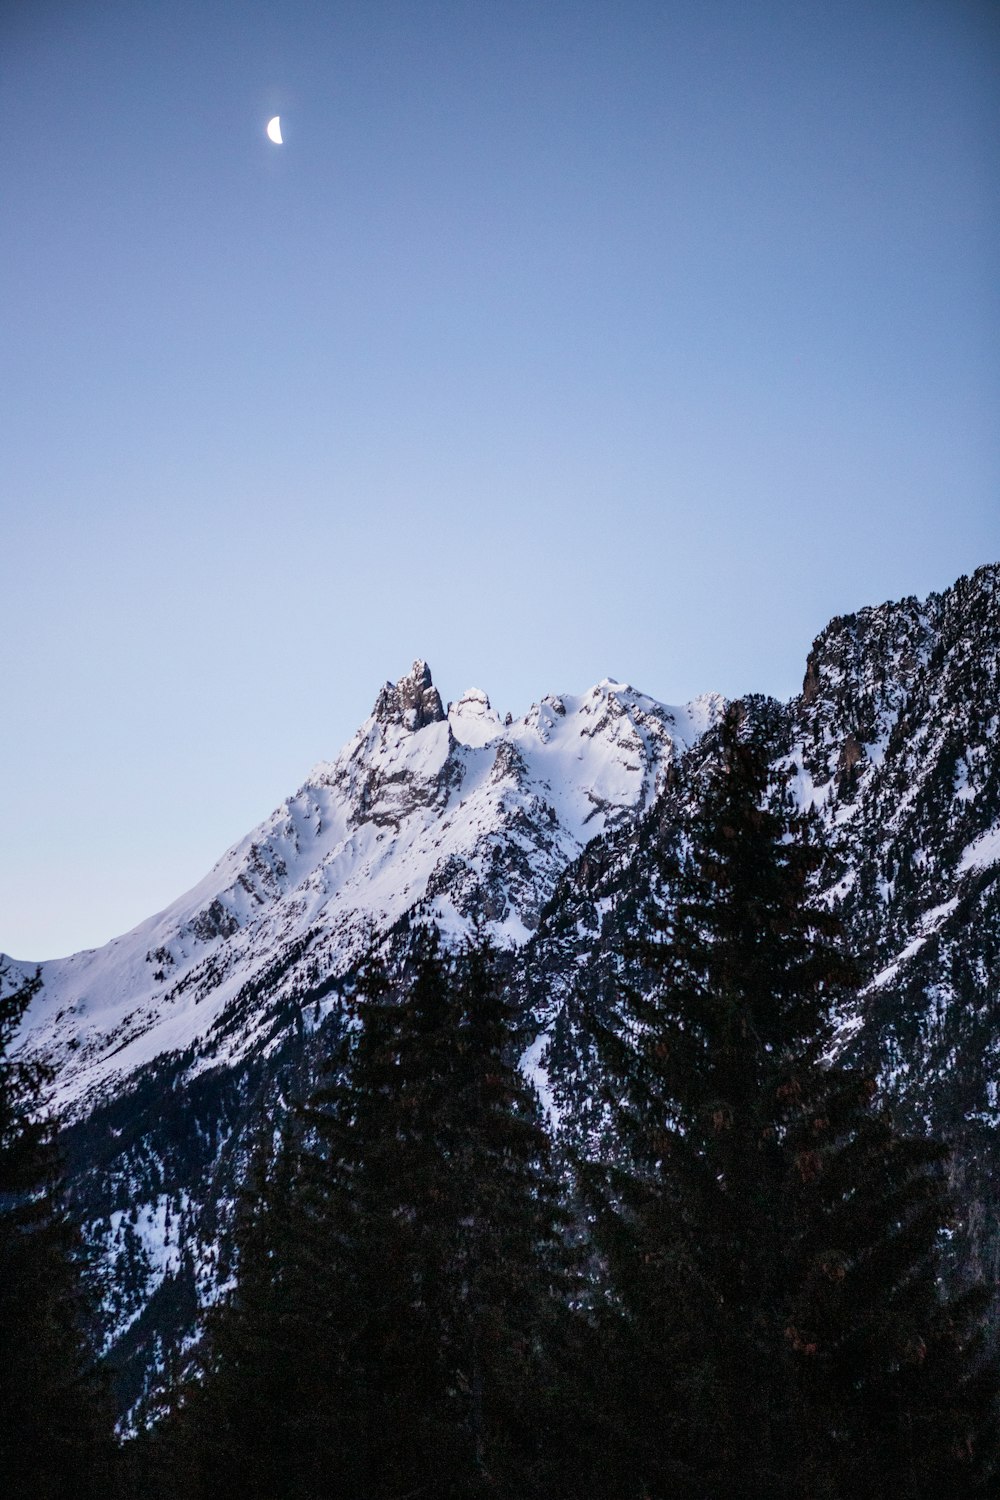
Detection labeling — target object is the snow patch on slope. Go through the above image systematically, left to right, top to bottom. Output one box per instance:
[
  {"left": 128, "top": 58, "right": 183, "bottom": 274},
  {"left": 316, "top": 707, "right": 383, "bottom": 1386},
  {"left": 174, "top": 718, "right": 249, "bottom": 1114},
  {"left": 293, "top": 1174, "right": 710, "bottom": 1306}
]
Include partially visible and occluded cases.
[{"left": 959, "top": 824, "right": 1000, "bottom": 875}]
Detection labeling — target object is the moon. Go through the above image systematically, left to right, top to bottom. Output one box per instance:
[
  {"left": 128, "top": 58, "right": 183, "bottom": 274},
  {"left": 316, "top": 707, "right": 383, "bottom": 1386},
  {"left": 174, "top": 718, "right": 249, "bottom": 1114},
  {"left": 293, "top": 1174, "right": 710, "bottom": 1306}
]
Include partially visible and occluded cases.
[{"left": 266, "top": 116, "right": 283, "bottom": 145}]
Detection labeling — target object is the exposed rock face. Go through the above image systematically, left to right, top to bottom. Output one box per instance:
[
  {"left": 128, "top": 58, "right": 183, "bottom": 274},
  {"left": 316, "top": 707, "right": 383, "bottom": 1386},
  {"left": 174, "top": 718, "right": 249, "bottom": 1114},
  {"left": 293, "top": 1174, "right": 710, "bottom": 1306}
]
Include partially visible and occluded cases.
[
  {"left": 4, "top": 562, "right": 998, "bottom": 1423},
  {"left": 790, "top": 563, "right": 1000, "bottom": 1286},
  {"left": 802, "top": 654, "right": 821, "bottom": 705},
  {"left": 373, "top": 659, "right": 447, "bottom": 732}
]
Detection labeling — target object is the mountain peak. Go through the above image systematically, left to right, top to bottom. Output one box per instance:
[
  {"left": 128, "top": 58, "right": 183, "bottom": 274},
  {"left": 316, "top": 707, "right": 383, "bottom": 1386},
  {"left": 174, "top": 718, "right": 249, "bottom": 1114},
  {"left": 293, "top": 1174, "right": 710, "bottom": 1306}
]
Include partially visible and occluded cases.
[{"left": 373, "top": 659, "right": 447, "bottom": 732}]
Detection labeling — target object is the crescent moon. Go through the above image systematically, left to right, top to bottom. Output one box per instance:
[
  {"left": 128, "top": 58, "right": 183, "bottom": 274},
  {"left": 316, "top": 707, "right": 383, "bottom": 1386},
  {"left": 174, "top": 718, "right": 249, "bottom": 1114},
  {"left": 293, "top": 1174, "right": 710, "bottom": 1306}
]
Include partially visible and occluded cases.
[{"left": 266, "top": 116, "right": 283, "bottom": 145}]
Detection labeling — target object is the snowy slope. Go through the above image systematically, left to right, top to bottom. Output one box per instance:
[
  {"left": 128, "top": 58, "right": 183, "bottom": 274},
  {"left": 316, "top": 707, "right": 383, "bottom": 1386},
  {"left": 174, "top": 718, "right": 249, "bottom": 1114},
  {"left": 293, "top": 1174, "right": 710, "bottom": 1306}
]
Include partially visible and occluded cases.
[{"left": 10, "top": 660, "right": 722, "bottom": 1112}]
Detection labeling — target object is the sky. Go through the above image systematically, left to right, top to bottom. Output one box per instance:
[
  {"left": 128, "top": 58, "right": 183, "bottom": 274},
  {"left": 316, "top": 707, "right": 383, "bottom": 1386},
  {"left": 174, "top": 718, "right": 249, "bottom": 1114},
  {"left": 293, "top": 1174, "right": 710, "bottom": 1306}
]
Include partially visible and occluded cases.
[{"left": 2, "top": 0, "right": 998, "bottom": 960}]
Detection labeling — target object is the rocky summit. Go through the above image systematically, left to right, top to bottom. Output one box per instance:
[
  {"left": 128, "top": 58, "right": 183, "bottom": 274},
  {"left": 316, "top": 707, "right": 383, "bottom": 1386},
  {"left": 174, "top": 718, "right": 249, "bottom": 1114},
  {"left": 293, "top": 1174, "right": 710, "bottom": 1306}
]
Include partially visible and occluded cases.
[{"left": 4, "top": 562, "right": 999, "bottom": 1422}]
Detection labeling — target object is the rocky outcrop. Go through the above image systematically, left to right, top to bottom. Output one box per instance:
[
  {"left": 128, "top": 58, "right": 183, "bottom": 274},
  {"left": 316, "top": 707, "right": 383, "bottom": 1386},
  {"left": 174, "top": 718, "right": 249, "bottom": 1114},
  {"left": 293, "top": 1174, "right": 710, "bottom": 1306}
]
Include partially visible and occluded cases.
[{"left": 373, "top": 659, "right": 447, "bottom": 731}]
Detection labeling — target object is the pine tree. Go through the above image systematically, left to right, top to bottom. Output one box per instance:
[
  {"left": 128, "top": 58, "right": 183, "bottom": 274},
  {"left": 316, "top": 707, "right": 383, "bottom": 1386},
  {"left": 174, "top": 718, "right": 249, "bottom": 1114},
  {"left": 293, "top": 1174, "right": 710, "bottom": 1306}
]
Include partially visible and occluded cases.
[
  {"left": 584, "top": 705, "right": 997, "bottom": 1499},
  {"left": 171, "top": 926, "right": 576, "bottom": 1499},
  {"left": 296, "top": 926, "right": 575, "bottom": 1498},
  {"left": 298, "top": 928, "right": 462, "bottom": 1497},
  {"left": 421, "top": 932, "right": 578, "bottom": 1497},
  {"left": 0, "top": 968, "right": 116, "bottom": 1499},
  {"left": 784, "top": 1078, "right": 998, "bottom": 1498},
  {"left": 154, "top": 1126, "right": 321, "bottom": 1500}
]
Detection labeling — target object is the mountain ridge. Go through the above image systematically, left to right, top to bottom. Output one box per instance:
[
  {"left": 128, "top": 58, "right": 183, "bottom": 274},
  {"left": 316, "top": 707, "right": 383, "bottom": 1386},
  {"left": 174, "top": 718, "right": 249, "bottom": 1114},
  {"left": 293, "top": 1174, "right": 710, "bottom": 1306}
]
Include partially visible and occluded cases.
[
  {"left": 4, "top": 561, "right": 998, "bottom": 1422},
  {"left": 8, "top": 664, "right": 722, "bottom": 1116}
]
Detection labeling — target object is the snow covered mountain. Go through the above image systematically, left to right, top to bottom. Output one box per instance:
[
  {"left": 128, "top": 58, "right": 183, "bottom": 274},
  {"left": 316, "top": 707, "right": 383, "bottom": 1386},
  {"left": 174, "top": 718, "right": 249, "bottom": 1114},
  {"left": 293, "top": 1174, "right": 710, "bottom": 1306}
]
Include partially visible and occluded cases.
[
  {"left": 4, "top": 562, "right": 998, "bottom": 1422},
  {"left": 10, "top": 662, "right": 721, "bottom": 1115}
]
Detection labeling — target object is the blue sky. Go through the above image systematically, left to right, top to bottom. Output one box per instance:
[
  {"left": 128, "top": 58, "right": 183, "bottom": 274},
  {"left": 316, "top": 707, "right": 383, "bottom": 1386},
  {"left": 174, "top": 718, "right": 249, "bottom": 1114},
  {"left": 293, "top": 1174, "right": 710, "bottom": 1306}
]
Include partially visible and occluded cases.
[{"left": 2, "top": 0, "right": 998, "bottom": 958}]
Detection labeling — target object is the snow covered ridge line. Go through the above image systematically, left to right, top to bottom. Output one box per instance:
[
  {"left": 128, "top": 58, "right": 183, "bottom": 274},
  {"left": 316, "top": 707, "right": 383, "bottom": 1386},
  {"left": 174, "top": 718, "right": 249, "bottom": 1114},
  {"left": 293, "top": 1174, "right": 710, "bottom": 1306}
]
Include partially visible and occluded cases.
[{"left": 10, "top": 660, "right": 724, "bottom": 1111}]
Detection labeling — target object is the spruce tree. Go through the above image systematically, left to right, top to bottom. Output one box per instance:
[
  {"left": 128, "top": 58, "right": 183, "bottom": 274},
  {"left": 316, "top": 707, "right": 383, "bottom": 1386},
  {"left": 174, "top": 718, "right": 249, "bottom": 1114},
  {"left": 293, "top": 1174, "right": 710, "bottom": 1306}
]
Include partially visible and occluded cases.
[
  {"left": 584, "top": 705, "right": 996, "bottom": 1499},
  {"left": 172, "top": 925, "right": 575, "bottom": 1499},
  {"left": 296, "top": 926, "right": 574, "bottom": 1498},
  {"left": 298, "top": 928, "right": 462, "bottom": 1497},
  {"left": 421, "top": 932, "right": 578, "bottom": 1497},
  {"left": 0, "top": 968, "right": 116, "bottom": 1499},
  {"left": 155, "top": 1127, "right": 320, "bottom": 1500}
]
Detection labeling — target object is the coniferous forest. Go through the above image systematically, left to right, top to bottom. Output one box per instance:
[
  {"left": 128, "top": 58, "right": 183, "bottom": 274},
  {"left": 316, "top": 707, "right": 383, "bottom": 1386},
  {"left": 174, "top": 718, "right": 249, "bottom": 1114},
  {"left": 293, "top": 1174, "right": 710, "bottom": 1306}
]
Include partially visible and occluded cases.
[{"left": 4, "top": 710, "right": 997, "bottom": 1498}]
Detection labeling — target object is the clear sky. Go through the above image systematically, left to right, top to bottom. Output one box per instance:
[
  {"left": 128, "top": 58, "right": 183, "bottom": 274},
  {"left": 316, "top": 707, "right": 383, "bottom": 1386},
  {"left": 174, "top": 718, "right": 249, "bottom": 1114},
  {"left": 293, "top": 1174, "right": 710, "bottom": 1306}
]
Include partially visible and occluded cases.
[{"left": 2, "top": 0, "right": 998, "bottom": 960}]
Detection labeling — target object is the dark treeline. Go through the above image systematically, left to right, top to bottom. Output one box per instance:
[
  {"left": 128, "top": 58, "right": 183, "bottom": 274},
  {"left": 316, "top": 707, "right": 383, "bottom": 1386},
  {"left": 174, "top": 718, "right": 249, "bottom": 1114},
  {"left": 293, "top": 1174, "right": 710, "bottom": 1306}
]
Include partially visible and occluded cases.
[
  {"left": 5, "top": 708, "right": 998, "bottom": 1497},
  {"left": 0, "top": 971, "right": 117, "bottom": 1499}
]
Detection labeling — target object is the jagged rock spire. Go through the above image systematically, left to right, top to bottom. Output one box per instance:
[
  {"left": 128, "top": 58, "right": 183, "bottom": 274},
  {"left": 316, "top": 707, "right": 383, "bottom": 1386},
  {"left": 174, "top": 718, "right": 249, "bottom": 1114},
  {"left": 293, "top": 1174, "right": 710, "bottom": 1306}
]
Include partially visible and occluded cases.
[{"left": 373, "top": 659, "right": 447, "bottom": 732}]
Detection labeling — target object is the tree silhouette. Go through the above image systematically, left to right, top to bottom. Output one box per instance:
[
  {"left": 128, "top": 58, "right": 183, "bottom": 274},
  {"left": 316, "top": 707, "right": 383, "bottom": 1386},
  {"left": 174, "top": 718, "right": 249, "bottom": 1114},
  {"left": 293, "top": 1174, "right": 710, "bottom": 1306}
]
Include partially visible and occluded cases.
[
  {"left": 585, "top": 705, "right": 997, "bottom": 1498},
  {"left": 166, "top": 927, "right": 575, "bottom": 1499},
  {"left": 0, "top": 968, "right": 115, "bottom": 1499}
]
